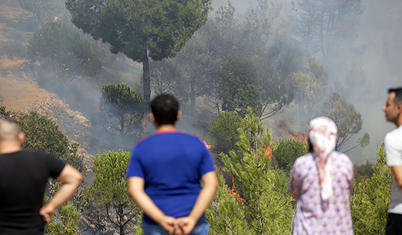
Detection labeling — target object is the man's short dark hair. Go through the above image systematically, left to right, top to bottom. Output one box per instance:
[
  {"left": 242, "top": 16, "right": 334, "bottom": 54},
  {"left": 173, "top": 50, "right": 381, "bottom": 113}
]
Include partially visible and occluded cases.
[
  {"left": 388, "top": 87, "right": 402, "bottom": 105},
  {"left": 150, "top": 94, "right": 179, "bottom": 125}
]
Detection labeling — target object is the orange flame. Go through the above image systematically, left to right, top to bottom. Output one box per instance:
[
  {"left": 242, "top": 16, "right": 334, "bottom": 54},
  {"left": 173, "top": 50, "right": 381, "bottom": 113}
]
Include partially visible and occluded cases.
[
  {"left": 279, "top": 122, "right": 308, "bottom": 142},
  {"left": 202, "top": 140, "right": 212, "bottom": 150},
  {"left": 264, "top": 144, "right": 273, "bottom": 160},
  {"left": 229, "top": 177, "right": 246, "bottom": 203}
]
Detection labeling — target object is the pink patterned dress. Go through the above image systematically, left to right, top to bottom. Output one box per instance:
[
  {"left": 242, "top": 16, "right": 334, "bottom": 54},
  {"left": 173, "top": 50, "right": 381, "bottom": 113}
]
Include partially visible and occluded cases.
[{"left": 288, "top": 152, "right": 354, "bottom": 235}]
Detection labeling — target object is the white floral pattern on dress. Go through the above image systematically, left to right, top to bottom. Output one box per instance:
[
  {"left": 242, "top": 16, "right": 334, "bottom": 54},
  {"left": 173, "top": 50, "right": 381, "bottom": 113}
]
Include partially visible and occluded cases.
[{"left": 289, "top": 152, "right": 354, "bottom": 235}]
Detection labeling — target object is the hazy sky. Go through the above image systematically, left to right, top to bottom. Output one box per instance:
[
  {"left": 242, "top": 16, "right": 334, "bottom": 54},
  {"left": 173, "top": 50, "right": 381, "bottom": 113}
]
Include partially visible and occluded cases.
[{"left": 210, "top": 0, "right": 402, "bottom": 163}]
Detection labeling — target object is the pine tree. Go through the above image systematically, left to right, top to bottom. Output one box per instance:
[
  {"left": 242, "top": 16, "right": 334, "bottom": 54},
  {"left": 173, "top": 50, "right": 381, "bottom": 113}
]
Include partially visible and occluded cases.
[
  {"left": 100, "top": 83, "right": 143, "bottom": 136},
  {"left": 207, "top": 109, "right": 294, "bottom": 234},
  {"left": 351, "top": 147, "right": 392, "bottom": 234},
  {"left": 89, "top": 150, "right": 141, "bottom": 235},
  {"left": 46, "top": 201, "right": 81, "bottom": 235}
]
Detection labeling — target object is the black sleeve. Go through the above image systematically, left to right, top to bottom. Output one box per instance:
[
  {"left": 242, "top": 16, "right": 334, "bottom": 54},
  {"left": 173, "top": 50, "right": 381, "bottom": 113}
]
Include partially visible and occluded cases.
[{"left": 44, "top": 153, "right": 66, "bottom": 179}]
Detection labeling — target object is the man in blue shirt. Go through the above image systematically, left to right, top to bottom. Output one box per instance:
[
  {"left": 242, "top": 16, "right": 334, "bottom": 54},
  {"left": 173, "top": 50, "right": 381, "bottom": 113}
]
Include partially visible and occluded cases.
[{"left": 127, "top": 94, "right": 218, "bottom": 235}]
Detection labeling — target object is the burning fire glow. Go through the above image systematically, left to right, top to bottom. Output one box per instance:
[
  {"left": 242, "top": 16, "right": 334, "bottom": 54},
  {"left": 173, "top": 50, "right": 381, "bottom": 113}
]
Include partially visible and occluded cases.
[
  {"left": 227, "top": 122, "right": 306, "bottom": 204},
  {"left": 279, "top": 122, "right": 308, "bottom": 142},
  {"left": 202, "top": 140, "right": 211, "bottom": 150},
  {"left": 263, "top": 144, "right": 273, "bottom": 160},
  {"left": 229, "top": 177, "right": 246, "bottom": 203}
]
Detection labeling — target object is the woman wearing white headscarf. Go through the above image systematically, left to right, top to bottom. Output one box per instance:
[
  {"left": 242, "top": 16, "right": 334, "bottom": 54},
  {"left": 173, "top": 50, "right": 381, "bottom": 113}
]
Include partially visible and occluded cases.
[{"left": 288, "top": 117, "right": 354, "bottom": 235}]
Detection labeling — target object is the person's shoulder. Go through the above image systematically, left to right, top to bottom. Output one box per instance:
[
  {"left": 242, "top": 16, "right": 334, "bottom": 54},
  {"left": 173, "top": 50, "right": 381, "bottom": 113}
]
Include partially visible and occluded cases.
[
  {"left": 386, "top": 127, "right": 402, "bottom": 141},
  {"left": 164, "top": 132, "right": 205, "bottom": 144},
  {"left": 180, "top": 132, "right": 204, "bottom": 142},
  {"left": 134, "top": 134, "right": 160, "bottom": 149},
  {"left": 19, "top": 150, "right": 51, "bottom": 157},
  {"left": 15, "top": 151, "right": 57, "bottom": 164},
  {"left": 333, "top": 151, "right": 353, "bottom": 166},
  {"left": 294, "top": 153, "right": 314, "bottom": 166}
]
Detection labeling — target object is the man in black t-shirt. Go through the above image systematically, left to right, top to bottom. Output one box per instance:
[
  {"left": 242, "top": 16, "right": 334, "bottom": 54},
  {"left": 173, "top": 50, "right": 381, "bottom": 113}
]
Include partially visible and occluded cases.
[{"left": 0, "top": 117, "right": 83, "bottom": 234}]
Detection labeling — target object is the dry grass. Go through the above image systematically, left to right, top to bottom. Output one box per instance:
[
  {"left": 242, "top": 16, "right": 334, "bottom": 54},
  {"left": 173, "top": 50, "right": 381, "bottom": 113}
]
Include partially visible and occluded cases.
[
  {"left": 0, "top": 4, "right": 22, "bottom": 23},
  {"left": 0, "top": 53, "right": 28, "bottom": 70}
]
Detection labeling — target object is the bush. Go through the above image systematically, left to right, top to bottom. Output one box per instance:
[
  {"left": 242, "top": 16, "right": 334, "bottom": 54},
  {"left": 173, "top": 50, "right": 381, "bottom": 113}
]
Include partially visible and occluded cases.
[
  {"left": 28, "top": 21, "right": 101, "bottom": 78},
  {"left": 207, "top": 109, "right": 293, "bottom": 234},
  {"left": 19, "top": 111, "right": 86, "bottom": 173},
  {"left": 207, "top": 111, "right": 242, "bottom": 154},
  {"left": 273, "top": 139, "right": 307, "bottom": 173},
  {"left": 351, "top": 147, "right": 392, "bottom": 235},
  {"left": 88, "top": 150, "right": 140, "bottom": 234}
]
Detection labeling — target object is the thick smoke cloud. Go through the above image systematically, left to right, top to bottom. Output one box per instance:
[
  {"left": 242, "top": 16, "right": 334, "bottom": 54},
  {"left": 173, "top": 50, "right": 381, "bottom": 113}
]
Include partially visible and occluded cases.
[
  {"left": 1, "top": 0, "right": 401, "bottom": 164},
  {"left": 211, "top": 0, "right": 401, "bottom": 163}
]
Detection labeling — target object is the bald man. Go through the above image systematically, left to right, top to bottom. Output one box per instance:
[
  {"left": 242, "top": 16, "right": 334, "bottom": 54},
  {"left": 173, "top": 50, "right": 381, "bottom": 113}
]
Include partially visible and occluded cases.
[{"left": 0, "top": 117, "right": 83, "bottom": 234}]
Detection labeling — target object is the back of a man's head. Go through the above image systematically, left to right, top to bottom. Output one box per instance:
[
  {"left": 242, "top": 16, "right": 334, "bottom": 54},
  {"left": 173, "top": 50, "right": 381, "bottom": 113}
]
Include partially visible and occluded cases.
[
  {"left": 389, "top": 87, "right": 402, "bottom": 105},
  {"left": 150, "top": 94, "right": 179, "bottom": 126},
  {"left": 0, "top": 117, "right": 21, "bottom": 142}
]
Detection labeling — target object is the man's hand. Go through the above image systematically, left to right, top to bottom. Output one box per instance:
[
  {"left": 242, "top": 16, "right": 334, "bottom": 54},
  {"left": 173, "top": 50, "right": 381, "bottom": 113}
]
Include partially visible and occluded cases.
[
  {"left": 39, "top": 203, "right": 56, "bottom": 224},
  {"left": 159, "top": 216, "right": 177, "bottom": 234},
  {"left": 176, "top": 217, "right": 197, "bottom": 235}
]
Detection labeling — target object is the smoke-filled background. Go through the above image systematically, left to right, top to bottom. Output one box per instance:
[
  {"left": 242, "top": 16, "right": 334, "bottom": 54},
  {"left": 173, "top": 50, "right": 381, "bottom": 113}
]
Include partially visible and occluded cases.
[
  {"left": 0, "top": 0, "right": 401, "bottom": 233},
  {"left": 0, "top": 0, "right": 400, "bottom": 164},
  {"left": 211, "top": 0, "right": 402, "bottom": 165},
  {"left": 212, "top": 0, "right": 402, "bottom": 164}
]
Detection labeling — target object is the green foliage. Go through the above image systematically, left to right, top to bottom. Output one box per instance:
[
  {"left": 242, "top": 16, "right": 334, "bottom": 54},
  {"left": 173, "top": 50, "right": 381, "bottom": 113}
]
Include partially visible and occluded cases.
[
  {"left": 66, "top": 0, "right": 212, "bottom": 111},
  {"left": 66, "top": 0, "right": 211, "bottom": 63},
  {"left": 148, "top": 2, "right": 293, "bottom": 117},
  {"left": 203, "top": 3, "right": 295, "bottom": 118},
  {"left": 28, "top": 21, "right": 101, "bottom": 78},
  {"left": 166, "top": 32, "right": 219, "bottom": 113},
  {"left": 252, "top": 55, "right": 295, "bottom": 119},
  {"left": 218, "top": 57, "right": 262, "bottom": 116},
  {"left": 289, "top": 57, "right": 327, "bottom": 123},
  {"left": 303, "top": 57, "right": 328, "bottom": 85},
  {"left": 290, "top": 72, "right": 326, "bottom": 102},
  {"left": 100, "top": 83, "right": 143, "bottom": 136},
  {"left": 328, "top": 94, "right": 369, "bottom": 151},
  {"left": 0, "top": 105, "right": 11, "bottom": 117},
  {"left": 208, "top": 109, "right": 293, "bottom": 234},
  {"left": 19, "top": 111, "right": 86, "bottom": 173},
  {"left": 20, "top": 111, "right": 69, "bottom": 157},
  {"left": 207, "top": 111, "right": 242, "bottom": 154},
  {"left": 273, "top": 139, "right": 307, "bottom": 173},
  {"left": 68, "top": 143, "right": 87, "bottom": 177},
  {"left": 351, "top": 147, "right": 392, "bottom": 235},
  {"left": 89, "top": 150, "right": 140, "bottom": 234},
  {"left": 354, "top": 160, "right": 375, "bottom": 183},
  {"left": 206, "top": 173, "right": 248, "bottom": 234},
  {"left": 46, "top": 201, "right": 81, "bottom": 235},
  {"left": 134, "top": 216, "right": 144, "bottom": 235}
]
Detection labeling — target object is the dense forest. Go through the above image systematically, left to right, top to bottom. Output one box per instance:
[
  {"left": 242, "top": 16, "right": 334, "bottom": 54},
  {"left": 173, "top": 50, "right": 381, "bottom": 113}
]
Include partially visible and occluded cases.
[{"left": 0, "top": 0, "right": 400, "bottom": 234}]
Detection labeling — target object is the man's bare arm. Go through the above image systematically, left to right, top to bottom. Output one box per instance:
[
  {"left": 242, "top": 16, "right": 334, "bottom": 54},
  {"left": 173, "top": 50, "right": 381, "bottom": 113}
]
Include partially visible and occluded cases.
[
  {"left": 40, "top": 165, "right": 83, "bottom": 223},
  {"left": 391, "top": 166, "right": 402, "bottom": 189},
  {"left": 177, "top": 171, "right": 218, "bottom": 234},
  {"left": 128, "top": 177, "right": 176, "bottom": 234}
]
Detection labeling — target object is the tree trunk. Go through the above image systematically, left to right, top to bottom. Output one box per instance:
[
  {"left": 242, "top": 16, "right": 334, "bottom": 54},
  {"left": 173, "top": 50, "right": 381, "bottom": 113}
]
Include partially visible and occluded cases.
[
  {"left": 320, "top": 25, "right": 326, "bottom": 59},
  {"left": 140, "top": 49, "right": 151, "bottom": 138},
  {"left": 190, "top": 81, "right": 195, "bottom": 116},
  {"left": 190, "top": 95, "right": 195, "bottom": 116},
  {"left": 120, "top": 115, "right": 125, "bottom": 136},
  {"left": 118, "top": 204, "right": 125, "bottom": 235}
]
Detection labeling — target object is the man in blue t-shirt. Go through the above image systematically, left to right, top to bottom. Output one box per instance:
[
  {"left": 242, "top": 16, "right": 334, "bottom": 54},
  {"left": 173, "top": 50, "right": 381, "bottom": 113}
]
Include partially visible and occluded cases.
[{"left": 127, "top": 94, "right": 218, "bottom": 235}]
